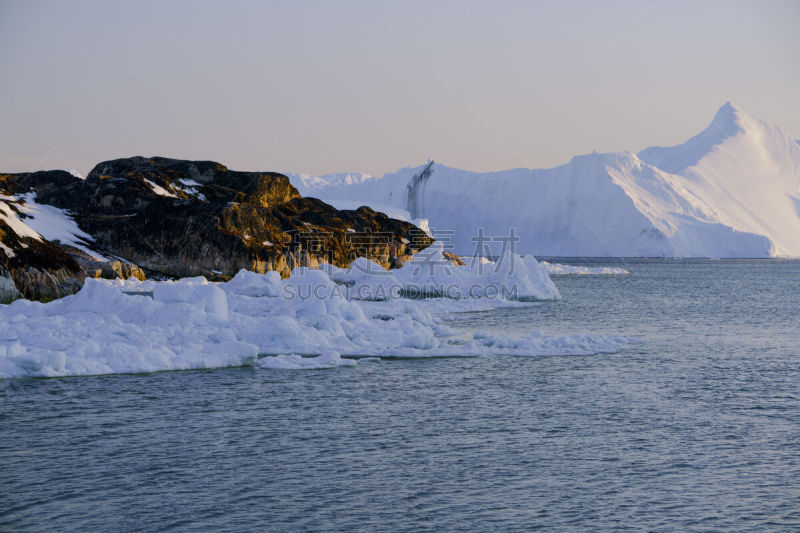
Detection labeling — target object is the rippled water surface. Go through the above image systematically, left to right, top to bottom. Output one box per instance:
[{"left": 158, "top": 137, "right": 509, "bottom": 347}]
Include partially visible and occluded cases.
[{"left": 2, "top": 259, "right": 799, "bottom": 531}]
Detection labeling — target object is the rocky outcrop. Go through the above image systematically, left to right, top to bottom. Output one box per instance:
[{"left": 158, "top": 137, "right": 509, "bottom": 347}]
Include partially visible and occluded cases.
[
  {"left": 0, "top": 156, "right": 433, "bottom": 301},
  {"left": 66, "top": 247, "right": 146, "bottom": 282}
]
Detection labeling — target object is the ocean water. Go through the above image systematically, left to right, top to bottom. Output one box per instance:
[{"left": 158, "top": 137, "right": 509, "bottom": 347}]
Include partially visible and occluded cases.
[{"left": 1, "top": 259, "right": 798, "bottom": 531}]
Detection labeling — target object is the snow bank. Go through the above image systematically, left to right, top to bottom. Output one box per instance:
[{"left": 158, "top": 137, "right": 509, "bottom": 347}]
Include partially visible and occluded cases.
[{"left": 0, "top": 259, "right": 631, "bottom": 378}]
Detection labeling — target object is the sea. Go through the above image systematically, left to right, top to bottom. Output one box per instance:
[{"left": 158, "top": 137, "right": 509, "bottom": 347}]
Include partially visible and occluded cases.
[{"left": 2, "top": 259, "right": 798, "bottom": 531}]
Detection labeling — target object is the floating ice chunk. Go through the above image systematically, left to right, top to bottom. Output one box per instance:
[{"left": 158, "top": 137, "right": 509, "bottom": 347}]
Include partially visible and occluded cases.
[
  {"left": 514, "top": 255, "right": 561, "bottom": 300},
  {"left": 541, "top": 261, "right": 630, "bottom": 275},
  {"left": 468, "top": 329, "right": 632, "bottom": 356},
  {"left": 255, "top": 351, "right": 356, "bottom": 370}
]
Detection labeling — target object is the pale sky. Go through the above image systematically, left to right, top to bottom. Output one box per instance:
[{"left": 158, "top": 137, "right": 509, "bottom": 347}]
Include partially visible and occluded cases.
[{"left": 1, "top": 0, "right": 799, "bottom": 178}]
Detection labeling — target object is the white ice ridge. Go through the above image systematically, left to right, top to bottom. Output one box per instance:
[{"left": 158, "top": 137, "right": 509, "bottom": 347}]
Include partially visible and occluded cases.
[{"left": 0, "top": 251, "right": 632, "bottom": 378}]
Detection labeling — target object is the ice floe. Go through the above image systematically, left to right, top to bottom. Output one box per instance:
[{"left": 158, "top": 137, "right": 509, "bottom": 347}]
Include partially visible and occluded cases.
[
  {"left": 0, "top": 249, "right": 633, "bottom": 378},
  {"left": 540, "top": 261, "right": 630, "bottom": 275},
  {"left": 255, "top": 351, "right": 356, "bottom": 370}
]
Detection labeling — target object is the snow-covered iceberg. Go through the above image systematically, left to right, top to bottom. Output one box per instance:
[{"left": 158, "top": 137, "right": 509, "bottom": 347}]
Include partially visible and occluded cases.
[
  {"left": 289, "top": 103, "right": 800, "bottom": 258},
  {"left": 392, "top": 242, "right": 561, "bottom": 301},
  {"left": 0, "top": 253, "right": 631, "bottom": 378}
]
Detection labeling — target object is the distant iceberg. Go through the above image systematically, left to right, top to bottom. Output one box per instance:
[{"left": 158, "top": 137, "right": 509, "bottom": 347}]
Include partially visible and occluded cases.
[{"left": 289, "top": 103, "right": 800, "bottom": 258}]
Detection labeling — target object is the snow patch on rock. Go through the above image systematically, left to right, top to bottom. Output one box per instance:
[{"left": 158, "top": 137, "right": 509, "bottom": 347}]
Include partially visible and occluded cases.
[{"left": 144, "top": 178, "right": 178, "bottom": 198}]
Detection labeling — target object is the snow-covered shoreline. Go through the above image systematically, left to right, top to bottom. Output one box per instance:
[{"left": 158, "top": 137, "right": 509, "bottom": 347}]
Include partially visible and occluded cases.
[{"left": 0, "top": 248, "right": 634, "bottom": 378}]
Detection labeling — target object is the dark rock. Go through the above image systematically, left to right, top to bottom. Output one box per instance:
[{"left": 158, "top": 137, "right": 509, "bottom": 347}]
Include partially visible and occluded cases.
[
  {"left": 0, "top": 156, "right": 434, "bottom": 300},
  {"left": 66, "top": 246, "right": 146, "bottom": 281},
  {"left": 443, "top": 251, "right": 466, "bottom": 266}
]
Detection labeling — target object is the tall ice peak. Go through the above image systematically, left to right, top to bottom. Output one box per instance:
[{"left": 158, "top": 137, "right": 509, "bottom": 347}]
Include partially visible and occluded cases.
[
  {"left": 708, "top": 101, "right": 745, "bottom": 136},
  {"left": 637, "top": 102, "right": 749, "bottom": 174}
]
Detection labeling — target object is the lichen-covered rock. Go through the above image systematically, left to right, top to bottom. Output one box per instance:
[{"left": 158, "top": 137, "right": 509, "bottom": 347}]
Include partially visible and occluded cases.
[
  {"left": 0, "top": 156, "right": 433, "bottom": 300},
  {"left": 69, "top": 249, "right": 146, "bottom": 282},
  {"left": 443, "top": 251, "right": 466, "bottom": 266}
]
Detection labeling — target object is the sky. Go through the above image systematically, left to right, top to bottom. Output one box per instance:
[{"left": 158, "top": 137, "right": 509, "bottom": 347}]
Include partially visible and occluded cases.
[{"left": 1, "top": 0, "right": 799, "bottom": 178}]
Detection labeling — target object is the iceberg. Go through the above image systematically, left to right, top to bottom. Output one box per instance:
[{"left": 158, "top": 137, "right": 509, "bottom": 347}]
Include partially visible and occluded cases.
[{"left": 289, "top": 103, "right": 800, "bottom": 258}]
